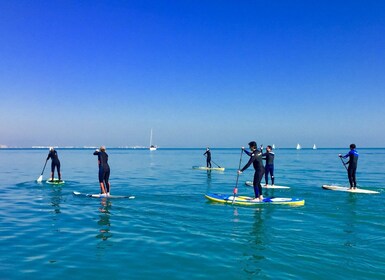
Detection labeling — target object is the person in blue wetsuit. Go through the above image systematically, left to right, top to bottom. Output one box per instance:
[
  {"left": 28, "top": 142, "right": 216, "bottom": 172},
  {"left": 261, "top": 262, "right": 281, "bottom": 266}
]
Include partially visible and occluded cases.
[
  {"left": 238, "top": 141, "right": 265, "bottom": 201},
  {"left": 339, "top": 144, "right": 359, "bottom": 189},
  {"left": 262, "top": 145, "right": 275, "bottom": 186},
  {"left": 93, "top": 146, "right": 110, "bottom": 196},
  {"left": 47, "top": 147, "right": 61, "bottom": 182},
  {"left": 203, "top": 147, "right": 212, "bottom": 168}
]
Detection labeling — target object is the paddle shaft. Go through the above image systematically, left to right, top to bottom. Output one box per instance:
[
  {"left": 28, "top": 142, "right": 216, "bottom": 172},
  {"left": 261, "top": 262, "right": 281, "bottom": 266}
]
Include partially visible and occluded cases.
[
  {"left": 232, "top": 148, "right": 243, "bottom": 204},
  {"left": 204, "top": 155, "right": 221, "bottom": 168},
  {"left": 340, "top": 157, "right": 348, "bottom": 171},
  {"left": 37, "top": 159, "right": 48, "bottom": 182},
  {"left": 41, "top": 159, "right": 48, "bottom": 175}
]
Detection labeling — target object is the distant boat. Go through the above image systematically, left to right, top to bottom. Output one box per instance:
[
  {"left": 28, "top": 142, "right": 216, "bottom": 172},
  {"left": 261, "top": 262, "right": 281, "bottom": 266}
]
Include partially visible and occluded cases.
[
  {"left": 149, "top": 129, "right": 157, "bottom": 151},
  {"left": 296, "top": 143, "right": 301, "bottom": 150},
  {"left": 272, "top": 144, "right": 275, "bottom": 149},
  {"left": 313, "top": 144, "right": 317, "bottom": 150}
]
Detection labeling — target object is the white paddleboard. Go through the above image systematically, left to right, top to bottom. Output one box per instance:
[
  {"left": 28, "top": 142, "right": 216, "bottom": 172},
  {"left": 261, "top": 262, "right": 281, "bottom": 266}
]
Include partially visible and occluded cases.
[
  {"left": 192, "top": 166, "right": 225, "bottom": 171},
  {"left": 245, "top": 181, "right": 290, "bottom": 189},
  {"left": 322, "top": 185, "right": 379, "bottom": 194},
  {"left": 73, "top": 191, "right": 135, "bottom": 199}
]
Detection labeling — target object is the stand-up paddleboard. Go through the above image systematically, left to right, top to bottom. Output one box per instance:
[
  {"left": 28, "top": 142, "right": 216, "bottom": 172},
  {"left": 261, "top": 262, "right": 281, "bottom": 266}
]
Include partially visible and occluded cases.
[
  {"left": 192, "top": 166, "right": 225, "bottom": 171},
  {"left": 46, "top": 179, "right": 65, "bottom": 185},
  {"left": 245, "top": 181, "right": 290, "bottom": 189},
  {"left": 322, "top": 185, "right": 379, "bottom": 194},
  {"left": 73, "top": 191, "right": 135, "bottom": 199},
  {"left": 205, "top": 193, "right": 304, "bottom": 206}
]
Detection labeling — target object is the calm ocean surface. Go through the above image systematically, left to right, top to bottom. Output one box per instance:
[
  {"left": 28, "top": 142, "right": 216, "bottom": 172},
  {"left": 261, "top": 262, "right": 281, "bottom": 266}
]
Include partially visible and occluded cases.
[{"left": 1, "top": 148, "right": 385, "bottom": 280}]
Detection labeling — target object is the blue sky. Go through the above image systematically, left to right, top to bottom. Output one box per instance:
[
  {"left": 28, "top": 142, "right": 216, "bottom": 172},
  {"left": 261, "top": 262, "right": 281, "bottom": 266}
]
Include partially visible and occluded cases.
[{"left": 1, "top": 0, "right": 384, "bottom": 148}]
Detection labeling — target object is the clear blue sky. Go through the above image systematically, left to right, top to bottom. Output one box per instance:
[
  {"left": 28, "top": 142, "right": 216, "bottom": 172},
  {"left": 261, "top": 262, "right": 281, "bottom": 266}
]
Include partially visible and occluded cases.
[{"left": 1, "top": 0, "right": 384, "bottom": 148}]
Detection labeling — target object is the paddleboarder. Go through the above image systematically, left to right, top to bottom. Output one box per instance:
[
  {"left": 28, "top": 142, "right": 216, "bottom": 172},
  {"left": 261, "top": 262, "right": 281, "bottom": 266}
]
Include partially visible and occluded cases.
[
  {"left": 238, "top": 141, "right": 265, "bottom": 201},
  {"left": 339, "top": 144, "right": 359, "bottom": 190},
  {"left": 262, "top": 145, "right": 275, "bottom": 186},
  {"left": 93, "top": 146, "right": 110, "bottom": 196},
  {"left": 46, "top": 147, "right": 62, "bottom": 182},
  {"left": 203, "top": 147, "right": 212, "bottom": 168}
]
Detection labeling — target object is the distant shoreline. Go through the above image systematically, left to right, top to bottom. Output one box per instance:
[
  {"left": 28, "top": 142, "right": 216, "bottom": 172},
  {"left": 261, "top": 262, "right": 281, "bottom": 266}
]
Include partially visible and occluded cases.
[{"left": 0, "top": 147, "right": 384, "bottom": 150}]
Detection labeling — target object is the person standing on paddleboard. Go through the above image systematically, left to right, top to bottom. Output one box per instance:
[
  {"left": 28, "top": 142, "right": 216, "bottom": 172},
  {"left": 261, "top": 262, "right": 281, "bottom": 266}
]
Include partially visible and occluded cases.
[
  {"left": 238, "top": 141, "right": 265, "bottom": 201},
  {"left": 339, "top": 144, "right": 359, "bottom": 190},
  {"left": 262, "top": 145, "right": 275, "bottom": 186},
  {"left": 93, "top": 146, "right": 110, "bottom": 196},
  {"left": 47, "top": 147, "right": 62, "bottom": 182},
  {"left": 203, "top": 147, "right": 212, "bottom": 168}
]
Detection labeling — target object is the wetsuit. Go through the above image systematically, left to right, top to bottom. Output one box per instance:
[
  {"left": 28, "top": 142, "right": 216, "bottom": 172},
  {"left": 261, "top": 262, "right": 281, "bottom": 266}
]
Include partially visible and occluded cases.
[
  {"left": 241, "top": 149, "right": 265, "bottom": 198},
  {"left": 343, "top": 149, "right": 359, "bottom": 189},
  {"left": 47, "top": 150, "right": 61, "bottom": 180},
  {"left": 93, "top": 150, "right": 110, "bottom": 192},
  {"left": 204, "top": 150, "right": 212, "bottom": 168},
  {"left": 262, "top": 151, "right": 275, "bottom": 185}
]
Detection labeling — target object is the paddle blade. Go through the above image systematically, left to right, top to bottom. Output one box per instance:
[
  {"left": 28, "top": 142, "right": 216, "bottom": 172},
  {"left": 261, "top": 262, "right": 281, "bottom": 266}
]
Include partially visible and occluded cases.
[
  {"left": 37, "top": 175, "right": 43, "bottom": 182},
  {"left": 231, "top": 187, "right": 238, "bottom": 204}
]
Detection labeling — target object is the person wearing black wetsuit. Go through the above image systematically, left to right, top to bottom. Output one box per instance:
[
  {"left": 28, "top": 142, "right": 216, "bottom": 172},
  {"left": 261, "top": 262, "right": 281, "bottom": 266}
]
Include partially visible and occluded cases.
[
  {"left": 238, "top": 141, "right": 265, "bottom": 201},
  {"left": 339, "top": 144, "right": 359, "bottom": 189},
  {"left": 262, "top": 145, "right": 275, "bottom": 185},
  {"left": 93, "top": 146, "right": 110, "bottom": 195},
  {"left": 47, "top": 147, "right": 61, "bottom": 182},
  {"left": 203, "top": 147, "right": 212, "bottom": 168}
]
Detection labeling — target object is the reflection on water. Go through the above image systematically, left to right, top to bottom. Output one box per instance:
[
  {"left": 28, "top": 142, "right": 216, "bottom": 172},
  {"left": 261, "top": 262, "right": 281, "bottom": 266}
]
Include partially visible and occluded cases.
[
  {"left": 206, "top": 170, "right": 212, "bottom": 193},
  {"left": 49, "top": 187, "right": 62, "bottom": 216},
  {"left": 343, "top": 194, "right": 357, "bottom": 247},
  {"left": 96, "top": 199, "right": 113, "bottom": 242},
  {"left": 241, "top": 207, "right": 275, "bottom": 278}
]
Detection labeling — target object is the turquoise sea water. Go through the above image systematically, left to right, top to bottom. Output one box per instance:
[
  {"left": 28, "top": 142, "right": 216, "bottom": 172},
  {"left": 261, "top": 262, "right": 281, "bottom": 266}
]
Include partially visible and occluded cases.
[{"left": 1, "top": 148, "right": 385, "bottom": 280}]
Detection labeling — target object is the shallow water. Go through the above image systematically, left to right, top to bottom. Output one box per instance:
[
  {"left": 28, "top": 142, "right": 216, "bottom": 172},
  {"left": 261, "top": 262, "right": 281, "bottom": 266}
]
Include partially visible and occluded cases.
[{"left": 1, "top": 148, "right": 385, "bottom": 279}]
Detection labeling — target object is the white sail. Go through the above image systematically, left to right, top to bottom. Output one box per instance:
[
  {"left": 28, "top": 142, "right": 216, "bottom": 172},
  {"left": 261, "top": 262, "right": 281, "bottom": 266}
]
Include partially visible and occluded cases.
[
  {"left": 149, "top": 129, "right": 157, "bottom": 151},
  {"left": 296, "top": 143, "right": 301, "bottom": 150},
  {"left": 313, "top": 144, "right": 317, "bottom": 150}
]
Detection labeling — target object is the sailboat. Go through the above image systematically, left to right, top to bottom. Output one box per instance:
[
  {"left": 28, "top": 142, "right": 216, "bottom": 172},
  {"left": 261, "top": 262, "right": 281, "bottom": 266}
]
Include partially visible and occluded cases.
[
  {"left": 149, "top": 129, "right": 157, "bottom": 151},
  {"left": 296, "top": 143, "right": 301, "bottom": 150},
  {"left": 272, "top": 144, "right": 276, "bottom": 149},
  {"left": 313, "top": 144, "right": 317, "bottom": 150}
]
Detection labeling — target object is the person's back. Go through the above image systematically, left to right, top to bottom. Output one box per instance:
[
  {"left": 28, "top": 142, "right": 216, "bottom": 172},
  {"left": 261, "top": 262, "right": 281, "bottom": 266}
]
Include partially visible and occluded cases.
[
  {"left": 340, "top": 144, "right": 358, "bottom": 189},
  {"left": 263, "top": 146, "right": 275, "bottom": 185},
  {"left": 47, "top": 147, "right": 61, "bottom": 181}
]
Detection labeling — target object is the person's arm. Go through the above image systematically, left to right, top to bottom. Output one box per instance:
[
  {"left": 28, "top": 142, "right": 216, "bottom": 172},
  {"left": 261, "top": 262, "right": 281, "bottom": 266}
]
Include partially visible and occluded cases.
[
  {"left": 243, "top": 149, "right": 252, "bottom": 156},
  {"left": 262, "top": 152, "right": 267, "bottom": 160},
  {"left": 240, "top": 156, "right": 254, "bottom": 172}
]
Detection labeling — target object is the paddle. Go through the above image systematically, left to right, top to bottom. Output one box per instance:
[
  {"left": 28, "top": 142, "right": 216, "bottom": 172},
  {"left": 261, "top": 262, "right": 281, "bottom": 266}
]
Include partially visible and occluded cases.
[
  {"left": 232, "top": 148, "right": 243, "bottom": 204},
  {"left": 204, "top": 154, "right": 222, "bottom": 168},
  {"left": 339, "top": 156, "right": 348, "bottom": 171},
  {"left": 37, "top": 159, "right": 48, "bottom": 182},
  {"left": 211, "top": 159, "right": 222, "bottom": 168}
]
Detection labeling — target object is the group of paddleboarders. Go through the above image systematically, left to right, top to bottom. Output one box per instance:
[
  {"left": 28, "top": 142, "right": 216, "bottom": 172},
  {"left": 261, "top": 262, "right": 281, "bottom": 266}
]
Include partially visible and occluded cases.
[
  {"left": 205, "top": 141, "right": 358, "bottom": 202},
  {"left": 236, "top": 141, "right": 274, "bottom": 202},
  {"left": 46, "top": 142, "right": 358, "bottom": 199},
  {"left": 204, "top": 142, "right": 276, "bottom": 202},
  {"left": 45, "top": 146, "right": 111, "bottom": 196}
]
